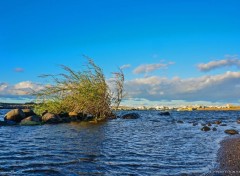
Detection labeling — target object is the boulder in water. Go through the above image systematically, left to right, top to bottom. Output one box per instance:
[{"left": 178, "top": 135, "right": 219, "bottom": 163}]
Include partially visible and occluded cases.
[
  {"left": 4, "top": 109, "right": 26, "bottom": 123},
  {"left": 159, "top": 112, "right": 170, "bottom": 116},
  {"left": 42, "top": 113, "right": 60, "bottom": 124},
  {"left": 122, "top": 113, "right": 140, "bottom": 119},
  {"left": 20, "top": 115, "right": 41, "bottom": 126},
  {"left": 177, "top": 120, "right": 184, "bottom": 124},
  {"left": 214, "top": 120, "right": 222, "bottom": 125},
  {"left": 201, "top": 126, "right": 211, "bottom": 131},
  {"left": 212, "top": 127, "right": 217, "bottom": 131},
  {"left": 224, "top": 129, "right": 239, "bottom": 135}
]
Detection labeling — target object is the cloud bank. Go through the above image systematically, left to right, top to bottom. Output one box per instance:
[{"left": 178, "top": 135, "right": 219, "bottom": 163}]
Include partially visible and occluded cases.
[
  {"left": 198, "top": 55, "right": 240, "bottom": 72},
  {"left": 125, "top": 71, "right": 240, "bottom": 103}
]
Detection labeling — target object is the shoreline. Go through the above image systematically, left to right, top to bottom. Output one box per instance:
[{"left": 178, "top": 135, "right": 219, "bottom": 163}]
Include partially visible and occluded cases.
[{"left": 210, "top": 135, "right": 240, "bottom": 175}]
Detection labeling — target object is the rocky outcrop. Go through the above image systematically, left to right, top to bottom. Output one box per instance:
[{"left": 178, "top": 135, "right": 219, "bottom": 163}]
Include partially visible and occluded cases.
[
  {"left": 4, "top": 109, "right": 26, "bottom": 123},
  {"left": 41, "top": 113, "right": 60, "bottom": 124},
  {"left": 122, "top": 113, "right": 140, "bottom": 119},
  {"left": 224, "top": 129, "right": 239, "bottom": 135}
]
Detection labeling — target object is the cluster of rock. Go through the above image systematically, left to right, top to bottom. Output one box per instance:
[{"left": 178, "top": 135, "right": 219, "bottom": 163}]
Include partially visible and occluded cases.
[
  {"left": 1, "top": 108, "right": 95, "bottom": 126},
  {"left": 197, "top": 120, "right": 239, "bottom": 135}
]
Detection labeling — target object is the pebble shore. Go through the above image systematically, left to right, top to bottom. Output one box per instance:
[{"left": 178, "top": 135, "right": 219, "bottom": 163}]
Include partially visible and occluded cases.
[{"left": 210, "top": 135, "right": 240, "bottom": 176}]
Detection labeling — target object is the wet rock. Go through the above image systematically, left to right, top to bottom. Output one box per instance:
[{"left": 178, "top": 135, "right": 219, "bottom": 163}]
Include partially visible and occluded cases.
[
  {"left": 4, "top": 109, "right": 26, "bottom": 123},
  {"left": 22, "top": 109, "right": 36, "bottom": 117},
  {"left": 58, "top": 112, "right": 69, "bottom": 118},
  {"left": 159, "top": 112, "right": 170, "bottom": 116},
  {"left": 42, "top": 113, "right": 60, "bottom": 124},
  {"left": 122, "top": 113, "right": 140, "bottom": 119},
  {"left": 20, "top": 115, "right": 41, "bottom": 126},
  {"left": 236, "top": 119, "right": 240, "bottom": 124},
  {"left": 177, "top": 120, "right": 184, "bottom": 124},
  {"left": 214, "top": 120, "right": 222, "bottom": 125},
  {"left": 193, "top": 122, "right": 198, "bottom": 126},
  {"left": 207, "top": 123, "right": 212, "bottom": 126},
  {"left": 220, "top": 124, "right": 227, "bottom": 126},
  {"left": 201, "top": 126, "right": 211, "bottom": 131},
  {"left": 212, "top": 127, "right": 217, "bottom": 131},
  {"left": 224, "top": 129, "right": 239, "bottom": 135}
]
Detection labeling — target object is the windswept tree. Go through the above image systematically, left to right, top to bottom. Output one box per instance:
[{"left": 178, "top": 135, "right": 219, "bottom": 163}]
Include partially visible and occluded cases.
[{"left": 33, "top": 57, "right": 124, "bottom": 120}]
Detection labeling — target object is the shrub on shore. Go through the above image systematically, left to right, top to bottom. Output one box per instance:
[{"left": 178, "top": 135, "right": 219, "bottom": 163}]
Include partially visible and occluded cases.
[{"left": 33, "top": 57, "right": 124, "bottom": 121}]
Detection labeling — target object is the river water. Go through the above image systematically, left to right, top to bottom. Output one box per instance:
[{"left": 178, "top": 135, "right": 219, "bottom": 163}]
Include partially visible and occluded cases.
[{"left": 1, "top": 109, "right": 240, "bottom": 176}]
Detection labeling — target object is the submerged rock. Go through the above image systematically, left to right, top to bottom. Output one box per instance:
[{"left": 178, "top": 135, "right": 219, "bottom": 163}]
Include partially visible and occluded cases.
[
  {"left": 4, "top": 109, "right": 26, "bottom": 123},
  {"left": 159, "top": 112, "right": 170, "bottom": 116},
  {"left": 42, "top": 113, "right": 60, "bottom": 124},
  {"left": 122, "top": 113, "right": 140, "bottom": 119},
  {"left": 236, "top": 119, "right": 240, "bottom": 124},
  {"left": 177, "top": 120, "right": 184, "bottom": 124},
  {"left": 214, "top": 120, "right": 222, "bottom": 125},
  {"left": 192, "top": 122, "right": 198, "bottom": 126},
  {"left": 207, "top": 123, "right": 212, "bottom": 126},
  {"left": 201, "top": 126, "right": 211, "bottom": 131},
  {"left": 212, "top": 127, "right": 217, "bottom": 131},
  {"left": 224, "top": 129, "right": 239, "bottom": 135}
]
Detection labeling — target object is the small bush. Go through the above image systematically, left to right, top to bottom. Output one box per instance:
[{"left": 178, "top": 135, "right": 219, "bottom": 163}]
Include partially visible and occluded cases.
[{"left": 33, "top": 57, "right": 124, "bottom": 120}]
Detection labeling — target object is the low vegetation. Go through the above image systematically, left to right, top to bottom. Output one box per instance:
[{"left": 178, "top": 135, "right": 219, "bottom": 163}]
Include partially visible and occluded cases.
[{"left": 33, "top": 57, "right": 124, "bottom": 120}]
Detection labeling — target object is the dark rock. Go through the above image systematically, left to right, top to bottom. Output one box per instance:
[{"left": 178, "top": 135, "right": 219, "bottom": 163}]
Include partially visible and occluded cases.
[
  {"left": 4, "top": 109, "right": 26, "bottom": 123},
  {"left": 22, "top": 109, "right": 36, "bottom": 117},
  {"left": 58, "top": 112, "right": 69, "bottom": 118},
  {"left": 69, "top": 112, "right": 84, "bottom": 121},
  {"left": 159, "top": 112, "right": 170, "bottom": 116},
  {"left": 42, "top": 113, "right": 60, "bottom": 124},
  {"left": 122, "top": 113, "right": 140, "bottom": 119},
  {"left": 20, "top": 115, "right": 41, "bottom": 126},
  {"left": 59, "top": 117, "right": 71, "bottom": 123},
  {"left": 236, "top": 119, "right": 240, "bottom": 124},
  {"left": 177, "top": 120, "right": 184, "bottom": 124},
  {"left": 214, "top": 120, "right": 222, "bottom": 125},
  {"left": 193, "top": 122, "right": 198, "bottom": 126},
  {"left": 207, "top": 123, "right": 212, "bottom": 126},
  {"left": 220, "top": 124, "right": 227, "bottom": 126},
  {"left": 201, "top": 126, "right": 211, "bottom": 131},
  {"left": 212, "top": 127, "right": 217, "bottom": 131},
  {"left": 224, "top": 129, "right": 239, "bottom": 135}
]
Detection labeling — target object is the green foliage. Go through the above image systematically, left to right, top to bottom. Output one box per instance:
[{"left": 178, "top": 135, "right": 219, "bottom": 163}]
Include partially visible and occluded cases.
[{"left": 33, "top": 57, "right": 124, "bottom": 120}]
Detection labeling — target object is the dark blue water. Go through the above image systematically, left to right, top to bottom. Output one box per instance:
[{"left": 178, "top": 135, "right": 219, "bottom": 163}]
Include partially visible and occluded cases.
[{"left": 1, "top": 110, "right": 240, "bottom": 176}]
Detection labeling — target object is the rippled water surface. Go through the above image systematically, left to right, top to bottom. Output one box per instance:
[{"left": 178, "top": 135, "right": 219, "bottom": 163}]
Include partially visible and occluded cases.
[{"left": 1, "top": 110, "right": 240, "bottom": 175}]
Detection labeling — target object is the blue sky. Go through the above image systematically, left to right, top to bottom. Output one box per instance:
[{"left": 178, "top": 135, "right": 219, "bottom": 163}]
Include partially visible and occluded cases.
[{"left": 1, "top": 0, "right": 240, "bottom": 106}]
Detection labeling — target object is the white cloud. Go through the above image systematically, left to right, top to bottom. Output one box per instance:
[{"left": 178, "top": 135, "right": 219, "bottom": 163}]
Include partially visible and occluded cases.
[
  {"left": 197, "top": 55, "right": 240, "bottom": 72},
  {"left": 133, "top": 62, "right": 174, "bottom": 74},
  {"left": 120, "top": 64, "right": 131, "bottom": 69},
  {"left": 125, "top": 71, "right": 240, "bottom": 103},
  {"left": 0, "top": 81, "right": 44, "bottom": 98}
]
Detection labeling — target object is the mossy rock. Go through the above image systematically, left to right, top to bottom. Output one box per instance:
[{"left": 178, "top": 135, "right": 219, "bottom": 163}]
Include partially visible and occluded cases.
[{"left": 20, "top": 121, "right": 42, "bottom": 126}]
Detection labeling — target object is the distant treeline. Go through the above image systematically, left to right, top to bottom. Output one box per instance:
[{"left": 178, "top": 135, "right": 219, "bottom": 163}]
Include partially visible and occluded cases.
[{"left": 0, "top": 102, "right": 35, "bottom": 109}]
